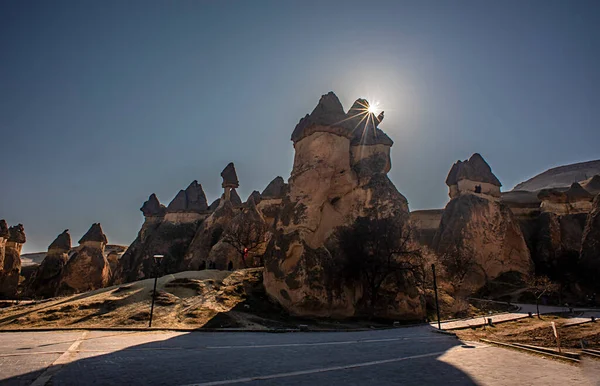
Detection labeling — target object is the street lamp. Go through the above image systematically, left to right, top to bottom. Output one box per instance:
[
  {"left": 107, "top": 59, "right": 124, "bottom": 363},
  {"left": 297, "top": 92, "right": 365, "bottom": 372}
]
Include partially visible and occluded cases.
[
  {"left": 148, "top": 254, "right": 164, "bottom": 328},
  {"left": 431, "top": 264, "right": 442, "bottom": 330}
]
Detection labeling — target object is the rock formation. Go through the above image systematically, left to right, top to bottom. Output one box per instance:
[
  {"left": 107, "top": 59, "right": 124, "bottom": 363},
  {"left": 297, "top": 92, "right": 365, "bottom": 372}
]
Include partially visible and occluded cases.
[
  {"left": 263, "top": 92, "right": 424, "bottom": 320},
  {"left": 446, "top": 153, "right": 502, "bottom": 199},
  {"left": 434, "top": 155, "right": 532, "bottom": 289},
  {"left": 221, "top": 162, "right": 239, "bottom": 201},
  {"left": 115, "top": 163, "right": 251, "bottom": 283},
  {"left": 182, "top": 163, "right": 252, "bottom": 270},
  {"left": 581, "top": 175, "right": 600, "bottom": 195},
  {"left": 257, "top": 177, "right": 288, "bottom": 226},
  {"left": 165, "top": 181, "right": 209, "bottom": 222},
  {"left": 538, "top": 182, "right": 595, "bottom": 215},
  {"left": 230, "top": 188, "right": 242, "bottom": 207},
  {"left": 115, "top": 189, "right": 202, "bottom": 283},
  {"left": 246, "top": 190, "right": 262, "bottom": 205},
  {"left": 141, "top": 193, "right": 167, "bottom": 217},
  {"left": 579, "top": 194, "right": 600, "bottom": 289},
  {"left": 182, "top": 199, "right": 236, "bottom": 271},
  {"left": 0, "top": 220, "right": 8, "bottom": 277},
  {"left": 0, "top": 224, "right": 25, "bottom": 298},
  {"left": 58, "top": 224, "right": 110, "bottom": 294},
  {"left": 29, "top": 230, "right": 71, "bottom": 298}
]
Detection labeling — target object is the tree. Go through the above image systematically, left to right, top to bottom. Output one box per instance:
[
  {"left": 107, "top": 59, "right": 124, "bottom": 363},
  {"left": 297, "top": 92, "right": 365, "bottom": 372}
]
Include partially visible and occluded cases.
[
  {"left": 337, "top": 216, "right": 423, "bottom": 316},
  {"left": 222, "top": 217, "right": 268, "bottom": 268},
  {"left": 438, "top": 241, "right": 479, "bottom": 295},
  {"left": 528, "top": 275, "right": 559, "bottom": 319}
]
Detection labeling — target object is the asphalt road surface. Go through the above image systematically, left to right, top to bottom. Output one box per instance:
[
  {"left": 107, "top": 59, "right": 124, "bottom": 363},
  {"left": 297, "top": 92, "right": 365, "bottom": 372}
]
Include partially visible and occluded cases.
[{"left": 1, "top": 326, "right": 597, "bottom": 385}]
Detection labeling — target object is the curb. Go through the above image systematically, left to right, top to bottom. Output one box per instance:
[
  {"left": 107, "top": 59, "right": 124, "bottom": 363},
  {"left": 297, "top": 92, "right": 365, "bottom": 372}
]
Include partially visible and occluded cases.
[
  {"left": 0, "top": 322, "right": 429, "bottom": 334},
  {"left": 430, "top": 328, "right": 457, "bottom": 337},
  {"left": 480, "top": 338, "right": 580, "bottom": 364}
]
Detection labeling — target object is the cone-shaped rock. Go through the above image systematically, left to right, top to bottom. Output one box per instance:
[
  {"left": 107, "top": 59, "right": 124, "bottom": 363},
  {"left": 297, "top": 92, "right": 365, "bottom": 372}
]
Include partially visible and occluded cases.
[
  {"left": 291, "top": 92, "right": 350, "bottom": 143},
  {"left": 345, "top": 99, "right": 392, "bottom": 146},
  {"left": 446, "top": 153, "right": 502, "bottom": 187},
  {"left": 221, "top": 163, "right": 239, "bottom": 189},
  {"left": 582, "top": 175, "right": 600, "bottom": 195},
  {"left": 261, "top": 176, "right": 286, "bottom": 199},
  {"left": 167, "top": 181, "right": 208, "bottom": 213},
  {"left": 230, "top": 188, "right": 242, "bottom": 207},
  {"left": 247, "top": 190, "right": 262, "bottom": 205},
  {"left": 141, "top": 194, "right": 167, "bottom": 217},
  {"left": 208, "top": 198, "right": 221, "bottom": 212},
  {"left": 79, "top": 223, "right": 108, "bottom": 245},
  {"left": 48, "top": 230, "right": 71, "bottom": 252}
]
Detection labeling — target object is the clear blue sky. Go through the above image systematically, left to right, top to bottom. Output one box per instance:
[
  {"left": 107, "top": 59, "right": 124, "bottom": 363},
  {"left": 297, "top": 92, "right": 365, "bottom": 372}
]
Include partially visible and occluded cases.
[{"left": 1, "top": 1, "right": 599, "bottom": 253}]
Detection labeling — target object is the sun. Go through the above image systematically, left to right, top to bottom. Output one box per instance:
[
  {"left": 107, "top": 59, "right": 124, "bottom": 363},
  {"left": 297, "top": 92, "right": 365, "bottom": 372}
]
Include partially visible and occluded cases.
[{"left": 367, "top": 101, "right": 380, "bottom": 115}]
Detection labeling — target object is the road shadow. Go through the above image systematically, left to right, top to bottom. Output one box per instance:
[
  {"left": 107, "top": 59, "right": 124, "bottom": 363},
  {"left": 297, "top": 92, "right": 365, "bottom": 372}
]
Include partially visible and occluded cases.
[{"left": 3, "top": 327, "right": 480, "bottom": 385}]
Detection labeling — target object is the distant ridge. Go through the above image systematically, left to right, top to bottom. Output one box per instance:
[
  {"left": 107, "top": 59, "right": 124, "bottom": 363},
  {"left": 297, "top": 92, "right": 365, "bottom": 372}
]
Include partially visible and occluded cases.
[{"left": 513, "top": 160, "right": 600, "bottom": 192}]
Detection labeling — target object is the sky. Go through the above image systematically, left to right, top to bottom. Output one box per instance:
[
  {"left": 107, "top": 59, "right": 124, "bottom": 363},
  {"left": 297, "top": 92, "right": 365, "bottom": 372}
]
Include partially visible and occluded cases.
[{"left": 1, "top": 0, "right": 599, "bottom": 253}]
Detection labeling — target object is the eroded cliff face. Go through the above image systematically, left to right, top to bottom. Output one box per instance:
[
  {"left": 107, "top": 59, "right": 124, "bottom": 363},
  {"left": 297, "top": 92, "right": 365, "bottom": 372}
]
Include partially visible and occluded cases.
[
  {"left": 263, "top": 92, "right": 423, "bottom": 319},
  {"left": 433, "top": 190, "right": 533, "bottom": 289},
  {"left": 579, "top": 195, "right": 600, "bottom": 289}
]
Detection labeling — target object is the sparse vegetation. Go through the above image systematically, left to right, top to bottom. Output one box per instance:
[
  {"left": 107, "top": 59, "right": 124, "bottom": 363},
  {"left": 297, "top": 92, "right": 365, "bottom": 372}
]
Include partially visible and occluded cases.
[{"left": 336, "top": 216, "right": 424, "bottom": 316}]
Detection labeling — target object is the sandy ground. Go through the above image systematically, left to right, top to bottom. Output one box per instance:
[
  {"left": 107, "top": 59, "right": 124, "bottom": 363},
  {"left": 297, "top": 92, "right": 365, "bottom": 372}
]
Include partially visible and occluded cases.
[
  {"left": 0, "top": 268, "right": 395, "bottom": 331},
  {"left": 0, "top": 269, "right": 275, "bottom": 330},
  {"left": 455, "top": 314, "right": 600, "bottom": 350}
]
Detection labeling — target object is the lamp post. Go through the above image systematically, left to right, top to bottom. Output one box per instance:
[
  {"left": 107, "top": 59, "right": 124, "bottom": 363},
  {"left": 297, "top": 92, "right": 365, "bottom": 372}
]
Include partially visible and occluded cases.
[
  {"left": 149, "top": 254, "right": 164, "bottom": 328},
  {"left": 431, "top": 263, "right": 442, "bottom": 330}
]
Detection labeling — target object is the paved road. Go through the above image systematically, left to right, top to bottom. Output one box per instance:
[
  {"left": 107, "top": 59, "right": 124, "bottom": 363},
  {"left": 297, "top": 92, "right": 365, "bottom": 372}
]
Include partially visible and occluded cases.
[
  {"left": 434, "top": 303, "right": 599, "bottom": 330},
  {"left": 1, "top": 326, "right": 597, "bottom": 385}
]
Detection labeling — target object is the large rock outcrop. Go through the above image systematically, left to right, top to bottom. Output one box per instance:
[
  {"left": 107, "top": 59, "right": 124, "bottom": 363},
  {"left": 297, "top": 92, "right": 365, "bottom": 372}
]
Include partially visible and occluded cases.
[
  {"left": 263, "top": 92, "right": 424, "bottom": 320},
  {"left": 446, "top": 153, "right": 502, "bottom": 199},
  {"left": 434, "top": 157, "right": 533, "bottom": 289},
  {"left": 538, "top": 182, "right": 594, "bottom": 215},
  {"left": 579, "top": 194, "right": 600, "bottom": 289},
  {"left": 0, "top": 223, "right": 25, "bottom": 298},
  {"left": 58, "top": 224, "right": 110, "bottom": 295},
  {"left": 29, "top": 230, "right": 72, "bottom": 298}
]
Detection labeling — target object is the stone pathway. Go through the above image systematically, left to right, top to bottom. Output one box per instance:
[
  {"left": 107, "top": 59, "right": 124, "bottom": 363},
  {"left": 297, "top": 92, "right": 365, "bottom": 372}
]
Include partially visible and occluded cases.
[{"left": 432, "top": 303, "right": 599, "bottom": 330}]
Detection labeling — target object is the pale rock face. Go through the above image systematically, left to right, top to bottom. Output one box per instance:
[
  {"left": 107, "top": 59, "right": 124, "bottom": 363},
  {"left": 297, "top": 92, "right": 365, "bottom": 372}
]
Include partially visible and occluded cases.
[
  {"left": 263, "top": 92, "right": 421, "bottom": 319},
  {"left": 433, "top": 194, "right": 533, "bottom": 288},
  {"left": 579, "top": 194, "right": 600, "bottom": 289}
]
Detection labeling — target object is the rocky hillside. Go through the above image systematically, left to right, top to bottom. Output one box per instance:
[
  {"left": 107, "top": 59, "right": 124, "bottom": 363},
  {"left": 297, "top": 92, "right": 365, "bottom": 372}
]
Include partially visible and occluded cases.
[{"left": 513, "top": 160, "right": 600, "bottom": 191}]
